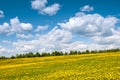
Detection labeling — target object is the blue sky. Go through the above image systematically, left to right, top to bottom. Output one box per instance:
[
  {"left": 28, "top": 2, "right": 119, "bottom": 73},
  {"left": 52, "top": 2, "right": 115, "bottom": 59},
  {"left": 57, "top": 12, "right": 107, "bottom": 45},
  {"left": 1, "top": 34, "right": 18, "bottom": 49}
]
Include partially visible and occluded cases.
[{"left": 0, "top": 0, "right": 120, "bottom": 57}]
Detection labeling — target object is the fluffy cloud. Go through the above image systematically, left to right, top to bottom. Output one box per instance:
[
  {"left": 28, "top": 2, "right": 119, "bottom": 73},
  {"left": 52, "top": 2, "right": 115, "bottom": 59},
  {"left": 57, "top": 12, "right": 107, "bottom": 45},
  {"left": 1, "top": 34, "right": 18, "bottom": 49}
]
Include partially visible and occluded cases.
[
  {"left": 31, "top": 0, "right": 61, "bottom": 16},
  {"left": 31, "top": 0, "right": 47, "bottom": 10},
  {"left": 41, "top": 3, "right": 61, "bottom": 16},
  {"left": 80, "top": 5, "right": 94, "bottom": 12},
  {"left": 0, "top": 10, "right": 4, "bottom": 18},
  {"left": 58, "top": 12, "right": 118, "bottom": 37},
  {"left": 58, "top": 12, "right": 120, "bottom": 49},
  {"left": 0, "top": 17, "right": 33, "bottom": 35},
  {"left": 10, "top": 17, "right": 33, "bottom": 33},
  {"left": 0, "top": 23, "right": 11, "bottom": 35},
  {"left": 35, "top": 25, "right": 48, "bottom": 32},
  {"left": 40, "top": 26, "right": 72, "bottom": 44},
  {"left": 10, "top": 27, "right": 72, "bottom": 54},
  {"left": 93, "top": 30, "right": 120, "bottom": 45},
  {"left": 16, "top": 34, "right": 33, "bottom": 39},
  {"left": 12, "top": 41, "right": 35, "bottom": 53},
  {"left": 62, "top": 41, "right": 87, "bottom": 52},
  {"left": 0, "top": 46, "right": 13, "bottom": 57},
  {"left": 0, "top": 46, "right": 7, "bottom": 53}
]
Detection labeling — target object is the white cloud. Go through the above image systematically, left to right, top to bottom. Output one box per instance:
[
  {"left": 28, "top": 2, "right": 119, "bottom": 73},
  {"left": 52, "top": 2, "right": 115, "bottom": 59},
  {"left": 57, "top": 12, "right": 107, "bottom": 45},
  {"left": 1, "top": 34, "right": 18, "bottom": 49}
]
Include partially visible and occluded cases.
[
  {"left": 31, "top": 0, "right": 61, "bottom": 16},
  {"left": 31, "top": 0, "right": 47, "bottom": 10},
  {"left": 41, "top": 3, "right": 61, "bottom": 16},
  {"left": 80, "top": 5, "right": 94, "bottom": 12},
  {"left": 0, "top": 10, "right": 4, "bottom": 18},
  {"left": 58, "top": 12, "right": 118, "bottom": 37},
  {"left": 58, "top": 12, "right": 120, "bottom": 49},
  {"left": 0, "top": 17, "right": 33, "bottom": 35},
  {"left": 10, "top": 17, "right": 33, "bottom": 33},
  {"left": 0, "top": 23, "right": 11, "bottom": 35},
  {"left": 20, "top": 23, "right": 33, "bottom": 31},
  {"left": 35, "top": 25, "right": 48, "bottom": 32},
  {"left": 41, "top": 26, "right": 72, "bottom": 44},
  {"left": 10, "top": 27, "right": 72, "bottom": 54},
  {"left": 93, "top": 30, "right": 120, "bottom": 45},
  {"left": 16, "top": 34, "right": 33, "bottom": 39},
  {"left": 2, "top": 40, "right": 12, "bottom": 44},
  {"left": 62, "top": 41, "right": 87, "bottom": 52},
  {"left": 0, "top": 46, "right": 13, "bottom": 57},
  {"left": 0, "top": 46, "right": 7, "bottom": 54}
]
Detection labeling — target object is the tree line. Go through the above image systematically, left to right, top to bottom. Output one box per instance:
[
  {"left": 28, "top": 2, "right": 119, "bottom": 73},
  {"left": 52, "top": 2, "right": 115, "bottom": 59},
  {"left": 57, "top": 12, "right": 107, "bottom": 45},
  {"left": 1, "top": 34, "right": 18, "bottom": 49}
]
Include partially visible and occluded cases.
[{"left": 0, "top": 48, "right": 120, "bottom": 59}]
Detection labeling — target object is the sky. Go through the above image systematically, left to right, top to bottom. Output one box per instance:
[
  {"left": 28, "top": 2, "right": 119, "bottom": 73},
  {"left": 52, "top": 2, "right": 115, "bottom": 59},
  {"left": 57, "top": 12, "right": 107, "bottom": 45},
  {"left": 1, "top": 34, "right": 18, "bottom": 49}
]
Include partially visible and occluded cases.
[{"left": 0, "top": 0, "right": 120, "bottom": 57}]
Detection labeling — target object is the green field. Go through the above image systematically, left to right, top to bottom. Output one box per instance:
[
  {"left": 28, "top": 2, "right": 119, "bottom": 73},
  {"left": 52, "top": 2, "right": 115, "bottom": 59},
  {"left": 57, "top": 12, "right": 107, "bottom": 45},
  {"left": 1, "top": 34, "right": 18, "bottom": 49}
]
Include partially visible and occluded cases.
[{"left": 0, "top": 53, "right": 120, "bottom": 80}]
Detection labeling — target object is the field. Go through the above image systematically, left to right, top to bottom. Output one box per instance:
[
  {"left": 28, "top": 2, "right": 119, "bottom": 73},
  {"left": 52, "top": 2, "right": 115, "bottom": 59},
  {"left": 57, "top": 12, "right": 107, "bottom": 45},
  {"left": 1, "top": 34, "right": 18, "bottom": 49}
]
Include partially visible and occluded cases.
[{"left": 0, "top": 52, "right": 120, "bottom": 80}]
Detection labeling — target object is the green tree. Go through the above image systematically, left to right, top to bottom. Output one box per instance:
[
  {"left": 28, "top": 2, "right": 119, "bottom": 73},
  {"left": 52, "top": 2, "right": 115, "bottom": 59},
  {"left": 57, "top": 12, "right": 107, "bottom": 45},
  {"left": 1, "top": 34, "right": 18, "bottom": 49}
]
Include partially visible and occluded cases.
[
  {"left": 69, "top": 50, "right": 74, "bottom": 55},
  {"left": 85, "top": 50, "right": 90, "bottom": 54},
  {"left": 51, "top": 51, "right": 61, "bottom": 56},
  {"left": 27, "top": 52, "right": 34, "bottom": 57},
  {"left": 35, "top": 52, "right": 40, "bottom": 57},
  {"left": 41, "top": 52, "right": 48, "bottom": 57},
  {"left": 11, "top": 55, "right": 15, "bottom": 59},
  {"left": 0, "top": 56, "right": 8, "bottom": 59}
]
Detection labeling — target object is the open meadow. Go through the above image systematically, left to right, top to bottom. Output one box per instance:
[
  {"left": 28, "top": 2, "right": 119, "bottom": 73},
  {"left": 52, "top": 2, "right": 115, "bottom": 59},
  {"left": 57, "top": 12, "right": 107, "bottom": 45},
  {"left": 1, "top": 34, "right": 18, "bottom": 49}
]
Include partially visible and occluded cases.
[{"left": 0, "top": 52, "right": 120, "bottom": 80}]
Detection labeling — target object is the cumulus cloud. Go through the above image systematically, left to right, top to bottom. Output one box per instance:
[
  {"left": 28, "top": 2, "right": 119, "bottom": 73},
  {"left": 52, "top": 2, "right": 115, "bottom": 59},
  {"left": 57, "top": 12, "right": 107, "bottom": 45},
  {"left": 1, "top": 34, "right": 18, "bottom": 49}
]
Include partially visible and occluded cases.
[
  {"left": 31, "top": 0, "right": 61, "bottom": 16},
  {"left": 31, "top": 0, "right": 47, "bottom": 10},
  {"left": 41, "top": 3, "right": 61, "bottom": 16},
  {"left": 80, "top": 5, "right": 94, "bottom": 12},
  {"left": 0, "top": 10, "right": 4, "bottom": 18},
  {"left": 58, "top": 11, "right": 120, "bottom": 49},
  {"left": 58, "top": 12, "right": 118, "bottom": 37},
  {"left": 0, "top": 17, "right": 33, "bottom": 35},
  {"left": 10, "top": 17, "right": 33, "bottom": 33},
  {"left": 0, "top": 23, "right": 11, "bottom": 35},
  {"left": 35, "top": 25, "right": 48, "bottom": 32},
  {"left": 41, "top": 26, "right": 72, "bottom": 44},
  {"left": 10, "top": 27, "right": 71, "bottom": 53},
  {"left": 93, "top": 30, "right": 120, "bottom": 45},
  {"left": 16, "top": 34, "right": 33, "bottom": 39},
  {"left": 62, "top": 41, "right": 87, "bottom": 52},
  {"left": 0, "top": 46, "right": 13, "bottom": 57},
  {"left": 0, "top": 46, "right": 7, "bottom": 54}
]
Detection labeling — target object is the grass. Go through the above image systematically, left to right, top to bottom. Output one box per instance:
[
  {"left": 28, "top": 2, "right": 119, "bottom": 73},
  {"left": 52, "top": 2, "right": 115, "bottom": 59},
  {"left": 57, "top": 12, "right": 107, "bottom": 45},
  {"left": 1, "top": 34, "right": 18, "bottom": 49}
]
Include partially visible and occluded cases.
[{"left": 0, "top": 52, "right": 120, "bottom": 80}]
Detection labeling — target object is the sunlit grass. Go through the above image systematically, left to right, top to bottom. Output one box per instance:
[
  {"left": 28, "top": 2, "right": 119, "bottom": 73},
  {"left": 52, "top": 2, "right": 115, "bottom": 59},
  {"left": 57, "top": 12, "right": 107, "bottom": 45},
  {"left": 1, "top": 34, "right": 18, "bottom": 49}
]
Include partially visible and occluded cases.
[{"left": 0, "top": 52, "right": 120, "bottom": 80}]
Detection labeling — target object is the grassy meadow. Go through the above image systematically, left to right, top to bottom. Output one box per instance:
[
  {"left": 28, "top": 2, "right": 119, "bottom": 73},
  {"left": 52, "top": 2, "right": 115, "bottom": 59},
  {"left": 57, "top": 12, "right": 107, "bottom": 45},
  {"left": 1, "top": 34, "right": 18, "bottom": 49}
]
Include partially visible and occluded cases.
[{"left": 0, "top": 52, "right": 120, "bottom": 80}]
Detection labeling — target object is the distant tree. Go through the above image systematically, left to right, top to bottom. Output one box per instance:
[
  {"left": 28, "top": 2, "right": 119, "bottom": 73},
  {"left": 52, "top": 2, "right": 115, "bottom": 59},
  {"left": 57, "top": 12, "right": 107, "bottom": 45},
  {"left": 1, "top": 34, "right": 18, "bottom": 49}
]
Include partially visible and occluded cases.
[
  {"left": 112, "top": 48, "right": 120, "bottom": 52},
  {"left": 69, "top": 50, "right": 74, "bottom": 55},
  {"left": 85, "top": 50, "right": 90, "bottom": 54},
  {"left": 91, "top": 50, "right": 98, "bottom": 53},
  {"left": 98, "top": 50, "right": 104, "bottom": 53},
  {"left": 51, "top": 51, "right": 61, "bottom": 56},
  {"left": 59, "top": 51, "right": 63, "bottom": 55},
  {"left": 74, "top": 51, "right": 78, "bottom": 55},
  {"left": 77, "top": 51, "right": 81, "bottom": 54},
  {"left": 81, "top": 51, "right": 86, "bottom": 54},
  {"left": 27, "top": 52, "right": 34, "bottom": 57},
  {"left": 35, "top": 52, "right": 40, "bottom": 57},
  {"left": 41, "top": 52, "right": 48, "bottom": 57},
  {"left": 64, "top": 52, "right": 68, "bottom": 55},
  {"left": 47, "top": 53, "right": 51, "bottom": 56},
  {"left": 16, "top": 54, "right": 23, "bottom": 58},
  {"left": 11, "top": 55, "right": 15, "bottom": 59},
  {"left": 0, "top": 56, "right": 8, "bottom": 59}
]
